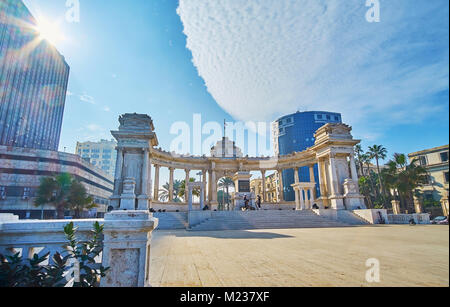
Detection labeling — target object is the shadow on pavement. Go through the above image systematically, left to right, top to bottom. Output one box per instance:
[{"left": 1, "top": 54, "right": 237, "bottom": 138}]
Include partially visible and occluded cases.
[{"left": 154, "top": 229, "right": 294, "bottom": 240}]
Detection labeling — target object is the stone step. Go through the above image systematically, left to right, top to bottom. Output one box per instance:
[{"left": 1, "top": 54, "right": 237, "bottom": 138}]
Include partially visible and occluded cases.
[{"left": 189, "top": 210, "right": 351, "bottom": 231}]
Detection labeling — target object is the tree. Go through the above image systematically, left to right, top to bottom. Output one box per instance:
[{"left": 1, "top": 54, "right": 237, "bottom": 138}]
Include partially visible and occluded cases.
[
  {"left": 368, "top": 145, "right": 388, "bottom": 201},
  {"left": 386, "top": 156, "right": 428, "bottom": 212},
  {"left": 34, "top": 173, "right": 73, "bottom": 219},
  {"left": 218, "top": 177, "right": 234, "bottom": 207},
  {"left": 178, "top": 178, "right": 200, "bottom": 202},
  {"left": 159, "top": 180, "right": 182, "bottom": 202},
  {"left": 67, "top": 181, "right": 97, "bottom": 219}
]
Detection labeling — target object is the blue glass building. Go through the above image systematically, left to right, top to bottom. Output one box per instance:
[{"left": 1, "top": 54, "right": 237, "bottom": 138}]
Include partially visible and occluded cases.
[
  {"left": 0, "top": 0, "right": 70, "bottom": 151},
  {"left": 273, "top": 111, "right": 343, "bottom": 201}
]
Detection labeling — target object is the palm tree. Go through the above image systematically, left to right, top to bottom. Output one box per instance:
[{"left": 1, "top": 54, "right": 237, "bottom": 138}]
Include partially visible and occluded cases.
[
  {"left": 368, "top": 145, "right": 388, "bottom": 200},
  {"left": 394, "top": 158, "right": 428, "bottom": 212},
  {"left": 34, "top": 173, "right": 73, "bottom": 219},
  {"left": 218, "top": 177, "right": 234, "bottom": 208},
  {"left": 178, "top": 178, "right": 200, "bottom": 202},
  {"left": 67, "top": 180, "right": 97, "bottom": 218},
  {"left": 159, "top": 180, "right": 182, "bottom": 202}
]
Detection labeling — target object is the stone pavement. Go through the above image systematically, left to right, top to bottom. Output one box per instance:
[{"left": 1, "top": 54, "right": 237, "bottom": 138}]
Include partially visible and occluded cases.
[{"left": 149, "top": 226, "right": 449, "bottom": 287}]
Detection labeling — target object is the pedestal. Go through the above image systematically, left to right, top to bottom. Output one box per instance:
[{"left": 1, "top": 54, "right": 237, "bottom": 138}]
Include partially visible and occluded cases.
[
  {"left": 137, "top": 195, "right": 150, "bottom": 210},
  {"left": 329, "top": 196, "right": 345, "bottom": 210},
  {"left": 101, "top": 211, "right": 158, "bottom": 287}
]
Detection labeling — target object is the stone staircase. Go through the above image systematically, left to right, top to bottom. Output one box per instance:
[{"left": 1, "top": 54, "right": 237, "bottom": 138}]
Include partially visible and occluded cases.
[
  {"left": 189, "top": 210, "right": 354, "bottom": 231},
  {"left": 153, "top": 212, "right": 188, "bottom": 230}
]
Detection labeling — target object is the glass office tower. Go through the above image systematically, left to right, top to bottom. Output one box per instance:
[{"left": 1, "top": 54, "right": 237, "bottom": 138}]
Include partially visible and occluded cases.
[
  {"left": 0, "top": 0, "right": 70, "bottom": 151},
  {"left": 273, "top": 111, "right": 343, "bottom": 201}
]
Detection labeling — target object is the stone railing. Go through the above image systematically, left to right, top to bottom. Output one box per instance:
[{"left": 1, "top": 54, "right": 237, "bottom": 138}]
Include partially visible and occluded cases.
[
  {"left": 0, "top": 211, "right": 158, "bottom": 287},
  {"left": 388, "top": 213, "right": 430, "bottom": 225},
  {"left": 0, "top": 214, "right": 103, "bottom": 286}
]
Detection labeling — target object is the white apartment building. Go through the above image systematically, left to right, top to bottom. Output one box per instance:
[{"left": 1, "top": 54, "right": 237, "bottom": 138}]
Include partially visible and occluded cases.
[{"left": 76, "top": 139, "right": 117, "bottom": 176}]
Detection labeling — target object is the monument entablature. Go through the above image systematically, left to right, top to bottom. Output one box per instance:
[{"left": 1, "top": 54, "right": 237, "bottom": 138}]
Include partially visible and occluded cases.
[{"left": 110, "top": 113, "right": 366, "bottom": 212}]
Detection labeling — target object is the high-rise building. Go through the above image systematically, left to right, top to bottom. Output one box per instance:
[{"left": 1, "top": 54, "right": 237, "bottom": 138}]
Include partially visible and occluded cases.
[
  {"left": 0, "top": 0, "right": 70, "bottom": 151},
  {"left": 272, "top": 111, "right": 343, "bottom": 201},
  {"left": 76, "top": 139, "right": 118, "bottom": 176}
]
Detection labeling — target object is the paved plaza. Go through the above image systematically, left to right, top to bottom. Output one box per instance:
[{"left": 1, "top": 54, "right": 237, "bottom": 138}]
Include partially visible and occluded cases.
[{"left": 149, "top": 226, "right": 449, "bottom": 287}]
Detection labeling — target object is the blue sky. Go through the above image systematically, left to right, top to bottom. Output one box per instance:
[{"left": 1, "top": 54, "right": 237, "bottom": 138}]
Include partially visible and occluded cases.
[{"left": 24, "top": 0, "right": 449, "bottom": 162}]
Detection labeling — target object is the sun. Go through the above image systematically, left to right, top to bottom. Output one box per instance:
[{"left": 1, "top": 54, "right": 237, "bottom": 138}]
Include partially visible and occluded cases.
[{"left": 34, "top": 15, "right": 65, "bottom": 46}]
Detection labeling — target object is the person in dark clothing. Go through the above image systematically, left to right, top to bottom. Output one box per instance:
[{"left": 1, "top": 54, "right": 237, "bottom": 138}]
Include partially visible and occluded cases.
[{"left": 256, "top": 195, "right": 262, "bottom": 209}]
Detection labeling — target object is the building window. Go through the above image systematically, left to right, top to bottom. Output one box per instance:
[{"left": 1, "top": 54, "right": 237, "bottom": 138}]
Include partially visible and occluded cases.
[
  {"left": 440, "top": 152, "right": 449, "bottom": 163},
  {"left": 418, "top": 156, "right": 427, "bottom": 166},
  {"left": 445, "top": 172, "right": 449, "bottom": 183},
  {"left": 0, "top": 187, "right": 6, "bottom": 200},
  {"left": 23, "top": 187, "right": 31, "bottom": 200}
]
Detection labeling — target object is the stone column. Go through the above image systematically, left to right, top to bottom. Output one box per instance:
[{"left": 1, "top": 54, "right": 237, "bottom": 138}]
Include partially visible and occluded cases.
[
  {"left": 111, "top": 148, "right": 124, "bottom": 208},
  {"left": 137, "top": 149, "right": 150, "bottom": 210},
  {"left": 349, "top": 154, "right": 359, "bottom": 182},
  {"left": 328, "top": 155, "right": 340, "bottom": 197},
  {"left": 317, "top": 160, "right": 328, "bottom": 198},
  {"left": 153, "top": 165, "right": 160, "bottom": 203},
  {"left": 309, "top": 165, "right": 317, "bottom": 199},
  {"left": 168, "top": 167, "right": 174, "bottom": 202},
  {"left": 294, "top": 167, "right": 300, "bottom": 184},
  {"left": 185, "top": 169, "right": 190, "bottom": 203},
  {"left": 211, "top": 169, "right": 218, "bottom": 204},
  {"left": 278, "top": 169, "right": 284, "bottom": 202},
  {"left": 202, "top": 170, "right": 207, "bottom": 204},
  {"left": 208, "top": 170, "right": 212, "bottom": 204},
  {"left": 261, "top": 170, "right": 267, "bottom": 202},
  {"left": 188, "top": 185, "right": 193, "bottom": 211},
  {"left": 294, "top": 188, "right": 300, "bottom": 210},
  {"left": 299, "top": 189, "right": 305, "bottom": 210},
  {"left": 441, "top": 193, "right": 449, "bottom": 217},
  {"left": 414, "top": 196, "right": 423, "bottom": 214},
  {"left": 391, "top": 200, "right": 401, "bottom": 215},
  {"left": 101, "top": 211, "right": 158, "bottom": 287}
]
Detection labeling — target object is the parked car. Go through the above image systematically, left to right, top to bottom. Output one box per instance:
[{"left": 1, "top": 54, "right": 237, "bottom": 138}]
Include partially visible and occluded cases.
[{"left": 431, "top": 216, "right": 448, "bottom": 225}]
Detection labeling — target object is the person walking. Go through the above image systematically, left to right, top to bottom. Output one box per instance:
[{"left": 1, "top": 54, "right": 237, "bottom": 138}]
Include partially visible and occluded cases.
[{"left": 256, "top": 195, "right": 262, "bottom": 209}]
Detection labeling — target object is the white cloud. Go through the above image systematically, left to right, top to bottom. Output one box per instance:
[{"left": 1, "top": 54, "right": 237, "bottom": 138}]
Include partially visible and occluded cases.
[
  {"left": 177, "top": 0, "right": 449, "bottom": 140},
  {"left": 79, "top": 94, "right": 96, "bottom": 104},
  {"left": 103, "top": 106, "right": 111, "bottom": 112}
]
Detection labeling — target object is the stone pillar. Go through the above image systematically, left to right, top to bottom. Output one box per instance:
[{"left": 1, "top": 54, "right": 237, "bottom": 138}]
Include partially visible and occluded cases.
[
  {"left": 111, "top": 148, "right": 124, "bottom": 208},
  {"left": 137, "top": 149, "right": 150, "bottom": 210},
  {"left": 349, "top": 154, "right": 359, "bottom": 182},
  {"left": 328, "top": 155, "right": 340, "bottom": 197},
  {"left": 317, "top": 160, "right": 328, "bottom": 201},
  {"left": 153, "top": 165, "right": 160, "bottom": 203},
  {"left": 309, "top": 165, "right": 317, "bottom": 199},
  {"left": 168, "top": 167, "right": 174, "bottom": 202},
  {"left": 294, "top": 167, "right": 300, "bottom": 184},
  {"left": 185, "top": 169, "right": 190, "bottom": 203},
  {"left": 211, "top": 169, "right": 217, "bottom": 203},
  {"left": 278, "top": 169, "right": 284, "bottom": 202},
  {"left": 202, "top": 170, "right": 207, "bottom": 204},
  {"left": 208, "top": 170, "right": 212, "bottom": 204},
  {"left": 261, "top": 170, "right": 267, "bottom": 202},
  {"left": 188, "top": 185, "right": 193, "bottom": 211},
  {"left": 294, "top": 188, "right": 300, "bottom": 210},
  {"left": 299, "top": 189, "right": 305, "bottom": 210},
  {"left": 441, "top": 194, "right": 449, "bottom": 217},
  {"left": 414, "top": 196, "right": 423, "bottom": 214},
  {"left": 391, "top": 200, "right": 401, "bottom": 215},
  {"left": 101, "top": 210, "right": 158, "bottom": 287}
]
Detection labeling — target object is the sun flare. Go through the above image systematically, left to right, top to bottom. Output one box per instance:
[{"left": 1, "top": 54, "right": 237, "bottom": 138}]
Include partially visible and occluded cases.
[{"left": 34, "top": 15, "right": 65, "bottom": 46}]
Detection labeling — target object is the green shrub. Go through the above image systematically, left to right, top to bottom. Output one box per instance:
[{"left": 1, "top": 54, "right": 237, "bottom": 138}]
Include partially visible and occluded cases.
[{"left": 0, "top": 222, "right": 108, "bottom": 287}]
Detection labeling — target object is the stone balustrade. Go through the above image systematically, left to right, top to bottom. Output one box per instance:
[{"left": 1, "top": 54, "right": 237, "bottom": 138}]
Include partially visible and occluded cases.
[{"left": 0, "top": 211, "right": 158, "bottom": 287}]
